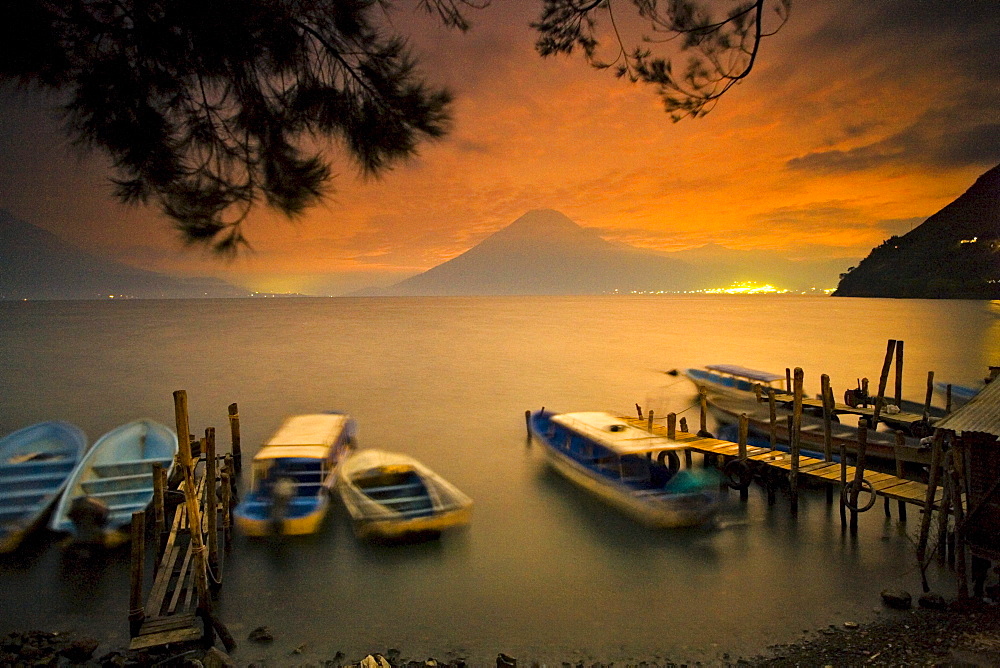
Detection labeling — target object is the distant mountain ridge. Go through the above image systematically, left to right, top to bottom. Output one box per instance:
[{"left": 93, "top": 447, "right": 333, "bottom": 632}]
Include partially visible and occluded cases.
[
  {"left": 834, "top": 163, "right": 1000, "bottom": 299},
  {"left": 353, "top": 209, "right": 854, "bottom": 296},
  {"left": 0, "top": 210, "right": 249, "bottom": 299}
]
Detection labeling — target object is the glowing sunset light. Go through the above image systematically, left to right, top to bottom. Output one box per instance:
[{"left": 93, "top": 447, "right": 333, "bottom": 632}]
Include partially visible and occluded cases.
[{"left": 0, "top": 0, "right": 997, "bottom": 296}]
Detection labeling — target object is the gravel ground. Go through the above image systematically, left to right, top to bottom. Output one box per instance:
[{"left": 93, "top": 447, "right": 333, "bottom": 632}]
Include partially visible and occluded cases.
[{"left": 5, "top": 599, "right": 1000, "bottom": 667}]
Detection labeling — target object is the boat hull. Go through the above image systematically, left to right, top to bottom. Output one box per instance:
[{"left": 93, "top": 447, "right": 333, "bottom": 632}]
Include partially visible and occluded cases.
[
  {"left": 529, "top": 411, "right": 717, "bottom": 529},
  {"left": 234, "top": 412, "right": 356, "bottom": 537},
  {"left": 49, "top": 420, "right": 177, "bottom": 538},
  {"left": 0, "top": 421, "right": 86, "bottom": 553},
  {"left": 337, "top": 449, "right": 473, "bottom": 541}
]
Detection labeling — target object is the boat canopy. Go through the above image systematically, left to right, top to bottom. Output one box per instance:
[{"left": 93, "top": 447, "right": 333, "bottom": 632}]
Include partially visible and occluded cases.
[
  {"left": 704, "top": 364, "right": 784, "bottom": 383},
  {"left": 550, "top": 412, "right": 687, "bottom": 456},
  {"left": 255, "top": 413, "right": 351, "bottom": 461}
]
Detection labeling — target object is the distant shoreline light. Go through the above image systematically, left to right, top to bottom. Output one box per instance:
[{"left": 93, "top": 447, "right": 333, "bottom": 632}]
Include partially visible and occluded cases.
[{"left": 609, "top": 283, "right": 835, "bottom": 296}]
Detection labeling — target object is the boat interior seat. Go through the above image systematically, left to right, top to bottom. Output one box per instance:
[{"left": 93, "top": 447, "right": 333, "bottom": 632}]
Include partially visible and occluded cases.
[
  {"left": 0, "top": 459, "right": 76, "bottom": 477},
  {"left": 94, "top": 459, "right": 171, "bottom": 478},
  {"left": 0, "top": 471, "right": 70, "bottom": 489},
  {"left": 82, "top": 473, "right": 154, "bottom": 494},
  {"left": 360, "top": 482, "right": 424, "bottom": 495},
  {"left": 0, "top": 488, "right": 51, "bottom": 503},
  {"left": 378, "top": 495, "right": 431, "bottom": 506},
  {"left": 0, "top": 503, "right": 42, "bottom": 517},
  {"left": 395, "top": 506, "right": 437, "bottom": 518}
]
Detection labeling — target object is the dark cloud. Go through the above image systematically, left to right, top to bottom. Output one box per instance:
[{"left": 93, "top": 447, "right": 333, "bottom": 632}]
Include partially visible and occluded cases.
[{"left": 786, "top": 116, "right": 1000, "bottom": 173}]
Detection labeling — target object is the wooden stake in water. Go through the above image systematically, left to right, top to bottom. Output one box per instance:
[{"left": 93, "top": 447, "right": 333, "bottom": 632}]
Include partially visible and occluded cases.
[
  {"left": 872, "top": 339, "right": 897, "bottom": 430},
  {"left": 894, "top": 340, "right": 904, "bottom": 407},
  {"left": 790, "top": 368, "right": 804, "bottom": 516},
  {"left": 923, "top": 371, "right": 935, "bottom": 423},
  {"left": 821, "top": 375, "right": 833, "bottom": 462},
  {"left": 767, "top": 388, "right": 777, "bottom": 451},
  {"left": 173, "top": 391, "right": 211, "bottom": 618},
  {"left": 228, "top": 403, "right": 242, "bottom": 473},
  {"left": 667, "top": 413, "right": 676, "bottom": 440},
  {"left": 738, "top": 413, "right": 749, "bottom": 502},
  {"left": 849, "top": 418, "right": 869, "bottom": 534},
  {"left": 205, "top": 427, "right": 219, "bottom": 583},
  {"left": 917, "top": 428, "right": 945, "bottom": 591},
  {"left": 894, "top": 430, "right": 907, "bottom": 521},
  {"left": 128, "top": 510, "right": 146, "bottom": 636}
]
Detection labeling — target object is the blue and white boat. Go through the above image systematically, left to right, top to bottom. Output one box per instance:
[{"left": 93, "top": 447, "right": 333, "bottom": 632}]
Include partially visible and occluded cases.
[
  {"left": 683, "top": 364, "right": 785, "bottom": 399},
  {"left": 529, "top": 410, "right": 718, "bottom": 528},
  {"left": 234, "top": 413, "right": 356, "bottom": 536},
  {"left": 50, "top": 420, "right": 177, "bottom": 539},
  {"left": 0, "top": 421, "right": 87, "bottom": 553}
]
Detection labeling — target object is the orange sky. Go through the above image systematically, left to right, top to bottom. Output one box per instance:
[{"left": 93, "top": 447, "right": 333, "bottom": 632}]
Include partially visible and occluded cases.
[{"left": 1, "top": 0, "right": 998, "bottom": 295}]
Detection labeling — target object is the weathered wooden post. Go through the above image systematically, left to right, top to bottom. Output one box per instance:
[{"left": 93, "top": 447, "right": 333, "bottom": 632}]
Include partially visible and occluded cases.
[
  {"left": 872, "top": 339, "right": 897, "bottom": 429},
  {"left": 894, "top": 340, "right": 904, "bottom": 408},
  {"left": 785, "top": 368, "right": 792, "bottom": 394},
  {"left": 789, "top": 368, "right": 804, "bottom": 516},
  {"left": 922, "top": 371, "right": 935, "bottom": 423},
  {"left": 822, "top": 379, "right": 835, "bottom": 504},
  {"left": 946, "top": 384, "right": 953, "bottom": 413},
  {"left": 698, "top": 387, "right": 709, "bottom": 437},
  {"left": 764, "top": 388, "right": 776, "bottom": 451},
  {"left": 173, "top": 391, "right": 213, "bottom": 625},
  {"left": 228, "top": 403, "right": 242, "bottom": 473},
  {"left": 635, "top": 403, "right": 643, "bottom": 419},
  {"left": 525, "top": 410, "right": 531, "bottom": 438},
  {"left": 647, "top": 410, "right": 655, "bottom": 432},
  {"left": 667, "top": 412, "right": 677, "bottom": 440},
  {"left": 738, "top": 413, "right": 749, "bottom": 502},
  {"left": 839, "top": 415, "right": 849, "bottom": 527},
  {"left": 679, "top": 417, "right": 688, "bottom": 433},
  {"left": 849, "top": 418, "right": 869, "bottom": 533},
  {"left": 205, "top": 427, "right": 219, "bottom": 585},
  {"left": 917, "top": 429, "right": 945, "bottom": 590},
  {"left": 893, "top": 430, "right": 907, "bottom": 521},
  {"left": 951, "top": 446, "right": 969, "bottom": 599},
  {"left": 224, "top": 453, "right": 237, "bottom": 506},
  {"left": 152, "top": 462, "right": 166, "bottom": 560},
  {"left": 221, "top": 470, "right": 232, "bottom": 549},
  {"left": 128, "top": 510, "right": 146, "bottom": 637}
]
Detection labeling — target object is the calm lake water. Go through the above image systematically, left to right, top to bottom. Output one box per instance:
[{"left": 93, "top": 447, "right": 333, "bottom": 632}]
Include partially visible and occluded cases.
[{"left": 1, "top": 296, "right": 997, "bottom": 665}]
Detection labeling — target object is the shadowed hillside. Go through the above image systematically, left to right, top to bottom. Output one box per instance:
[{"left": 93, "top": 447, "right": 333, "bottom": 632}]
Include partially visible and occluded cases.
[
  {"left": 834, "top": 164, "right": 1000, "bottom": 299},
  {"left": 0, "top": 210, "right": 249, "bottom": 299}
]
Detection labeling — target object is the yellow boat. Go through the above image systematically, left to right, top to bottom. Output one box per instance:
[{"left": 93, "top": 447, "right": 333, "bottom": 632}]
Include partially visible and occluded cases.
[
  {"left": 234, "top": 413, "right": 356, "bottom": 536},
  {"left": 336, "top": 449, "right": 472, "bottom": 541}
]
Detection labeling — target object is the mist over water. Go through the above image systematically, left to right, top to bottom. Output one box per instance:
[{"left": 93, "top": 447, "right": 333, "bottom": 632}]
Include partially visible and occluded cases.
[{"left": 1, "top": 296, "right": 996, "bottom": 664}]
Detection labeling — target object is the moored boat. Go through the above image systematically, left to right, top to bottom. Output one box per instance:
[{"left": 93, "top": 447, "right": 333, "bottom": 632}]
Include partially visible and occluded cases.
[
  {"left": 683, "top": 364, "right": 786, "bottom": 400},
  {"left": 529, "top": 410, "right": 718, "bottom": 528},
  {"left": 234, "top": 412, "right": 356, "bottom": 536},
  {"left": 50, "top": 419, "right": 177, "bottom": 541},
  {"left": 0, "top": 421, "right": 87, "bottom": 553},
  {"left": 336, "top": 449, "right": 472, "bottom": 541}
]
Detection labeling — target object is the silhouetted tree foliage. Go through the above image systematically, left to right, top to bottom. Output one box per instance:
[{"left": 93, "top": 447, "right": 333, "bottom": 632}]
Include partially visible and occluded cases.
[
  {"left": 1, "top": 0, "right": 787, "bottom": 252},
  {"left": 533, "top": 0, "right": 790, "bottom": 120}
]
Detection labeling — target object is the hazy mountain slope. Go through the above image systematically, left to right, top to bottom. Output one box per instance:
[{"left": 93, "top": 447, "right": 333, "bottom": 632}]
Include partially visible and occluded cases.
[
  {"left": 834, "top": 164, "right": 1000, "bottom": 299},
  {"left": 0, "top": 210, "right": 248, "bottom": 299},
  {"left": 356, "top": 210, "right": 696, "bottom": 295}
]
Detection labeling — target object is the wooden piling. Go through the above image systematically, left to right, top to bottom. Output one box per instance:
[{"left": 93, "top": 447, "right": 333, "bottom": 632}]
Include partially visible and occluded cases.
[
  {"left": 872, "top": 339, "right": 897, "bottom": 428},
  {"left": 894, "top": 340, "right": 904, "bottom": 408},
  {"left": 785, "top": 368, "right": 792, "bottom": 393},
  {"left": 790, "top": 368, "right": 804, "bottom": 516},
  {"left": 923, "top": 371, "right": 935, "bottom": 423},
  {"left": 821, "top": 375, "right": 833, "bottom": 462},
  {"left": 946, "top": 384, "right": 953, "bottom": 413},
  {"left": 698, "top": 388, "right": 708, "bottom": 436},
  {"left": 767, "top": 388, "right": 777, "bottom": 450},
  {"left": 172, "top": 391, "right": 212, "bottom": 620},
  {"left": 228, "top": 403, "right": 241, "bottom": 473},
  {"left": 525, "top": 410, "right": 531, "bottom": 438},
  {"left": 647, "top": 410, "right": 655, "bottom": 432},
  {"left": 839, "top": 411, "right": 849, "bottom": 527},
  {"left": 666, "top": 412, "right": 676, "bottom": 439},
  {"left": 738, "top": 413, "right": 749, "bottom": 502},
  {"left": 679, "top": 417, "right": 688, "bottom": 433},
  {"left": 849, "top": 419, "right": 869, "bottom": 533},
  {"left": 205, "top": 427, "right": 219, "bottom": 583},
  {"left": 917, "top": 429, "right": 945, "bottom": 589},
  {"left": 893, "top": 430, "right": 907, "bottom": 521},
  {"left": 951, "top": 446, "right": 969, "bottom": 599},
  {"left": 152, "top": 462, "right": 166, "bottom": 560},
  {"left": 221, "top": 471, "right": 232, "bottom": 548},
  {"left": 128, "top": 510, "right": 146, "bottom": 637}
]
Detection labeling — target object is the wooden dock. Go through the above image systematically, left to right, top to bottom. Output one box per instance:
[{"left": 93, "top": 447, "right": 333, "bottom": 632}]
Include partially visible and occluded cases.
[
  {"left": 128, "top": 391, "right": 238, "bottom": 652},
  {"left": 621, "top": 417, "right": 944, "bottom": 511}
]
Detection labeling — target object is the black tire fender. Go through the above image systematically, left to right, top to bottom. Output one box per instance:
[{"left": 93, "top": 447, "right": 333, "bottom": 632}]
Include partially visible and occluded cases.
[
  {"left": 657, "top": 450, "right": 681, "bottom": 475},
  {"left": 724, "top": 459, "right": 753, "bottom": 490},
  {"left": 842, "top": 478, "right": 877, "bottom": 512}
]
